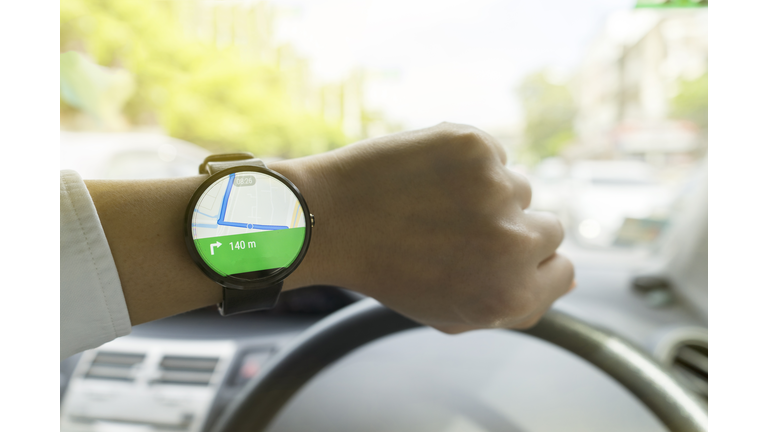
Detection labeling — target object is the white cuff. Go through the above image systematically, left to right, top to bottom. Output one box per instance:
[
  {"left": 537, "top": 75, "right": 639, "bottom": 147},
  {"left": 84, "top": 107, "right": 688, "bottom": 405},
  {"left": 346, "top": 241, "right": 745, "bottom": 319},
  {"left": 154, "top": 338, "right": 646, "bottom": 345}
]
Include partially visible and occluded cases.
[{"left": 60, "top": 170, "right": 131, "bottom": 360}]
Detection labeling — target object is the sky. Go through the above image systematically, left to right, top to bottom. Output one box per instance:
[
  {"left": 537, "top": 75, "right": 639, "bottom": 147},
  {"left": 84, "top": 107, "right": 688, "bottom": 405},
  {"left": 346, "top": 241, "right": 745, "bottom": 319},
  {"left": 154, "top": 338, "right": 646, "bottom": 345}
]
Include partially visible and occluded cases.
[{"left": 271, "top": 0, "right": 636, "bottom": 133}]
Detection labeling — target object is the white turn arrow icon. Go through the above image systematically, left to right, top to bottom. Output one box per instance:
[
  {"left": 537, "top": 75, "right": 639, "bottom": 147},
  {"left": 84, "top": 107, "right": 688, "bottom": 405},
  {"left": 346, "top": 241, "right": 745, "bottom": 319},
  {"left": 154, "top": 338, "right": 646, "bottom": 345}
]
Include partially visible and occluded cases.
[{"left": 210, "top": 241, "right": 222, "bottom": 255}]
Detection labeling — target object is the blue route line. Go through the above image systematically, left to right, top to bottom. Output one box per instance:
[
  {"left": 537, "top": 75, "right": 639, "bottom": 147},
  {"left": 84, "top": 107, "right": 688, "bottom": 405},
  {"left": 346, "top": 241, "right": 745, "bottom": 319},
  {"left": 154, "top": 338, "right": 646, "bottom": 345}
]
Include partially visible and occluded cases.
[
  {"left": 214, "top": 173, "right": 288, "bottom": 231},
  {"left": 217, "top": 174, "right": 235, "bottom": 225},
  {"left": 194, "top": 209, "right": 219, "bottom": 218},
  {"left": 192, "top": 223, "right": 219, "bottom": 229}
]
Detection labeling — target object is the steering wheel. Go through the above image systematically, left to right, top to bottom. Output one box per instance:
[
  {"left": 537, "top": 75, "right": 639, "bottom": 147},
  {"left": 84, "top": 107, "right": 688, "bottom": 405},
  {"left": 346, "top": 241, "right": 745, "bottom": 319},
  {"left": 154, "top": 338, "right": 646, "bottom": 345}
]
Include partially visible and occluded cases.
[{"left": 212, "top": 298, "right": 708, "bottom": 432}]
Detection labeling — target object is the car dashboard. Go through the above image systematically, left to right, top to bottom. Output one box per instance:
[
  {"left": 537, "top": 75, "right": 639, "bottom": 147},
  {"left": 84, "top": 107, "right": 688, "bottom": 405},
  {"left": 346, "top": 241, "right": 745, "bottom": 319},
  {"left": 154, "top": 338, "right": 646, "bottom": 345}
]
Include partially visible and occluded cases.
[
  {"left": 60, "top": 246, "right": 707, "bottom": 432},
  {"left": 60, "top": 288, "right": 355, "bottom": 432}
]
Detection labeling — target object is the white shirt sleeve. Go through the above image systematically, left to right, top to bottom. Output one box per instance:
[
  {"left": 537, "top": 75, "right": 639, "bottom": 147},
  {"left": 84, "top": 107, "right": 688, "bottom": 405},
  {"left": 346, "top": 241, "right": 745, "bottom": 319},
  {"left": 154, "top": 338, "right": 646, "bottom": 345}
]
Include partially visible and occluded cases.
[{"left": 61, "top": 170, "right": 132, "bottom": 360}]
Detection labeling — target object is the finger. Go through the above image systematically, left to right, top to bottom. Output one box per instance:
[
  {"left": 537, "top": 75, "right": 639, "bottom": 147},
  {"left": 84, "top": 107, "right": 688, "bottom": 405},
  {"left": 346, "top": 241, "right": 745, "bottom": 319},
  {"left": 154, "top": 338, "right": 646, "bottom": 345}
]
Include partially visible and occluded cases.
[
  {"left": 523, "top": 210, "right": 566, "bottom": 264},
  {"left": 507, "top": 253, "right": 574, "bottom": 330},
  {"left": 536, "top": 253, "right": 575, "bottom": 304},
  {"left": 511, "top": 275, "right": 576, "bottom": 329},
  {"left": 503, "top": 292, "right": 554, "bottom": 330},
  {"left": 510, "top": 307, "right": 549, "bottom": 330},
  {"left": 433, "top": 323, "right": 480, "bottom": 335}
]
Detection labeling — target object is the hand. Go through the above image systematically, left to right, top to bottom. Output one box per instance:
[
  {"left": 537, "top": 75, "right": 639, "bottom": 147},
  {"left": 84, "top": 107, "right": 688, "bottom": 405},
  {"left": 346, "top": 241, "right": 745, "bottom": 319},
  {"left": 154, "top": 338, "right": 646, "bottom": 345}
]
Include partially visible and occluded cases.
[{"left": 274, "top": 122, "right": 574, "bottom": 333}]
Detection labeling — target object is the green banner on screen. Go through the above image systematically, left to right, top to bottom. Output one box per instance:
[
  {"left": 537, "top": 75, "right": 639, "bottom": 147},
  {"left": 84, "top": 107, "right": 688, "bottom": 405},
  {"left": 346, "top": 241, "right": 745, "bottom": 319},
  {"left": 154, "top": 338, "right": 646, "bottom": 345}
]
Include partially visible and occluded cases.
[{"left": 194, "top": 228, "right": 305, "bottom": 276}]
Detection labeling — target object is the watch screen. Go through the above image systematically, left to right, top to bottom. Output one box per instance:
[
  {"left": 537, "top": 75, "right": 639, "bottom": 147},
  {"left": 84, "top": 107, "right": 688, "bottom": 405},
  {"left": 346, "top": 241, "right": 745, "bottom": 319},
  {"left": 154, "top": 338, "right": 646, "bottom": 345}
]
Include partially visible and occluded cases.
[{"left": 191, "top": 171, "right": 306, "bottom": 277}]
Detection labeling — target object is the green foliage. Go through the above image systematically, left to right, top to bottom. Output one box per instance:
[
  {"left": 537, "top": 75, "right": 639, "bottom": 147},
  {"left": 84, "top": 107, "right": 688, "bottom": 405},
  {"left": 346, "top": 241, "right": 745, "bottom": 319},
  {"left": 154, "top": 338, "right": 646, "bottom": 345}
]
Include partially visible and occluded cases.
[
  {"left": 60, "top": 0, "right": 349, "bottom": 157},
  {"left": 635, "top": 0, "right": 707, "bottom": 8},
  {"left": 516, "top": 71, "right": 576, "bottom": 165},
  {"left": 671, "top": 72, "right": 707, "bottom": 129}
]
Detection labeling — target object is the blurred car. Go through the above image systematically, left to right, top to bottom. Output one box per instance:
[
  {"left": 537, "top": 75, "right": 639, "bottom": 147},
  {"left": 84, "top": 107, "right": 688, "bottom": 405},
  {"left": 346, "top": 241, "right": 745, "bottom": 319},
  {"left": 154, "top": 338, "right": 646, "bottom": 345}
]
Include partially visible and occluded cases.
[
  {"left": 60, "top": 130, "right": 211, "bottom": 179},
  {"left": 60, "top": 134, "right": 707, "bottom": 432},
  {"left": 527, "top": 157, "right": 570, "bottom": 215},
  {"left": 563, "top": 160, "right": 677, "bottom": 249}
]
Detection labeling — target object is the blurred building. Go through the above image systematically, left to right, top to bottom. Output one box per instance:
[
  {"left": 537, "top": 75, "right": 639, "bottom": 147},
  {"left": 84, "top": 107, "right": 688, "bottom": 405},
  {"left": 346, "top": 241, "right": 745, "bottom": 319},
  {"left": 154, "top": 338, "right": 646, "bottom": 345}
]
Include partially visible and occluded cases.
[{"left": 570, "top": 8, "right": 707, "bottom": 163}]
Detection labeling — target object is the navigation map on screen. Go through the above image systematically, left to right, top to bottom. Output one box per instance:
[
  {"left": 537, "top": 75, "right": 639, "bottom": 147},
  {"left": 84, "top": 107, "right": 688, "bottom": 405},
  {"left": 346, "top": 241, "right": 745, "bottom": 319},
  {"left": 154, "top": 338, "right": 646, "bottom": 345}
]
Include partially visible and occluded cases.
[{"left": 191, "top": 172, "right": 306, "bottom": 276}]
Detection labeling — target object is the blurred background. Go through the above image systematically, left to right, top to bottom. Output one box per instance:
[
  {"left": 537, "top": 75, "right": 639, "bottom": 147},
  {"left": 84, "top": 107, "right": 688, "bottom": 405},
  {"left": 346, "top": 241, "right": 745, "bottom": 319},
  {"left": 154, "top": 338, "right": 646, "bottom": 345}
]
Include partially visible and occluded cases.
[
  {"left": 60, "top": 0, "right": 708, "bottom": 254},
  {"left": 60, "top": 2, "right": 710, "bottom": 430}
]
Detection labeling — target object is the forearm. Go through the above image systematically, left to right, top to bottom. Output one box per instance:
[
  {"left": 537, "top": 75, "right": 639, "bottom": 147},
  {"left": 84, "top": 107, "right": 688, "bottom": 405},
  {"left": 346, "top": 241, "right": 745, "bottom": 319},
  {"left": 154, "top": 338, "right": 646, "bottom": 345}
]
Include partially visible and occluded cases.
[
  {"left": 84, "top": 123, "right": 573, "bottom": 333},
  {"left": 85, "top": 157, "right": 334, "bottom": 325}
]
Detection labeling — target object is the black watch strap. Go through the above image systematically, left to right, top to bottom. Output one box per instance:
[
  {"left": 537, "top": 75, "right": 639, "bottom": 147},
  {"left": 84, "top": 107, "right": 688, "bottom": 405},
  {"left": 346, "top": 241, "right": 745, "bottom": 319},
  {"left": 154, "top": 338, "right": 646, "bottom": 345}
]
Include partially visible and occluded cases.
[
  {"left": 200, "top": 153, "right": 284, "bottom": 317},
  {"left": 218, "top": 282, "right": 283, "bottom": 316}
]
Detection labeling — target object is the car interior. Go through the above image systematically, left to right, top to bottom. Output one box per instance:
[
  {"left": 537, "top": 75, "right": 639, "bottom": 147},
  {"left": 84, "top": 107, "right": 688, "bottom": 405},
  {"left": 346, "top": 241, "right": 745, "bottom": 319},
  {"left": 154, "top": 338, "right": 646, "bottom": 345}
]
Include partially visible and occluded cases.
[
  {"left": 59, "top": 1, "right": 709, "bottom": 431},
  {"left": 59, "top": 146, "right": 707, "bottom": 431}
]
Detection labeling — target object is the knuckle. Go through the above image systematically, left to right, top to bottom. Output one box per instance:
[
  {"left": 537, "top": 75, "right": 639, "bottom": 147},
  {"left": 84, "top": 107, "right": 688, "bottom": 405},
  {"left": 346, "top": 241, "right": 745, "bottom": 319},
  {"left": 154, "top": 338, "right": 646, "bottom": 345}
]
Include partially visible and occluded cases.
[
  {"left": 445, "top": 125, "right": 493, "bottom": 158},
  {"left": 455, "top": 125, "right": 484, "bottom": 142},
  {"left": 460, "top": 170, "right": 518, "bottom": 215},
  {"left": 479, "top": 171, "right": 511, "bottom": 201},
  {"left": 514, "top": 229, "right": 543, "bottom": 256}
]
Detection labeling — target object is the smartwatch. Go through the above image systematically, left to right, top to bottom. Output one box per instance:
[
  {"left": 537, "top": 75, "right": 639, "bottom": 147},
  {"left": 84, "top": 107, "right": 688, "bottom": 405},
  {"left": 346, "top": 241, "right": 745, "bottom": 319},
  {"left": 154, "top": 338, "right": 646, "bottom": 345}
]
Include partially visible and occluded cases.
[{"left": 184, "top": 153, "right": 313, "bottom": 316}]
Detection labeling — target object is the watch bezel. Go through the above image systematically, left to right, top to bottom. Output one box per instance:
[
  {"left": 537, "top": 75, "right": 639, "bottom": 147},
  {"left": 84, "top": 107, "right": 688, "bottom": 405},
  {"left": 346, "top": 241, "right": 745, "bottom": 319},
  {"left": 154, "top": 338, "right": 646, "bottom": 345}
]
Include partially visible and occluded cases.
[{"left": 184, "top": 165, "right": 312, "bottom": 290}]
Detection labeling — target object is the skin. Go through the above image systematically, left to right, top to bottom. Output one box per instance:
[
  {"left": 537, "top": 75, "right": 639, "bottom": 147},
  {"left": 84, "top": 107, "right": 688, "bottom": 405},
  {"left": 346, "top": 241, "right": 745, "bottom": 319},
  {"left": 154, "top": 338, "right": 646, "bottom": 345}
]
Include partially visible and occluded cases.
[{"left": 86, "top": 123, "right": 575, "bottom": 332}]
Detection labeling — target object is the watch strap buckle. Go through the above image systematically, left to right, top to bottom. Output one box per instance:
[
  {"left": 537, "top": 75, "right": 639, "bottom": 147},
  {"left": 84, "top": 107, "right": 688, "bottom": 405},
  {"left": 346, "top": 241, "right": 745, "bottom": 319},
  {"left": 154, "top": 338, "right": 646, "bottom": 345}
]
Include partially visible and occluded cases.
[{"left": 199, "top": 152, "right": 263, "bottom": 175}]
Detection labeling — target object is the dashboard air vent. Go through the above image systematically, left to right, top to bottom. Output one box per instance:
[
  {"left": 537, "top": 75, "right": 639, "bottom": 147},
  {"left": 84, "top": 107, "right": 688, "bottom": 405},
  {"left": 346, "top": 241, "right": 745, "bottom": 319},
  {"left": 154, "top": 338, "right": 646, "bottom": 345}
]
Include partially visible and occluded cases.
[
  {"left": 671, "top": 343, "right": 707, "bottom": 403},
  {"left": 85, "top": 352, "right": 145, "bottom": 382},
  {"left": 156, "top": 356, "right": 219, "bottom": 386}
]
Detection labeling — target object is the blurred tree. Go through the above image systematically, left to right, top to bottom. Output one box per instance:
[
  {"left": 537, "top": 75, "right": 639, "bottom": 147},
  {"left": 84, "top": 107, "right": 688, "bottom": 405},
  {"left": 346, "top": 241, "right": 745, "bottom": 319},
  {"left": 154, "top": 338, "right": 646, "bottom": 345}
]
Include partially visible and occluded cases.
[
  {"left": 60, "top": 0, "right": 349, "bottom": 158},
  {"left": 635, "top": 0, "right": 707, "bottom": 8},
  {"left": 60, "top": 51, "right": 136, "bottom": 129},
  {"left": 516, "top": 71, "right": 576, "bottom": 165},
  {"left": 671, "top": 72, "right": 707, "bottom": 130}
]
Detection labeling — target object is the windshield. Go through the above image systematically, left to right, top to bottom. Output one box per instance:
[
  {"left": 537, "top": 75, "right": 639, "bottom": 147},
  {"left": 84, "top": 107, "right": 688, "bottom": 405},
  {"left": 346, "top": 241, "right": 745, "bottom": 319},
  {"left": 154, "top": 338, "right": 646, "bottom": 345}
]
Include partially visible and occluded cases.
[{"left": 60, "top": 0, "right": 707, "bottom": 254}]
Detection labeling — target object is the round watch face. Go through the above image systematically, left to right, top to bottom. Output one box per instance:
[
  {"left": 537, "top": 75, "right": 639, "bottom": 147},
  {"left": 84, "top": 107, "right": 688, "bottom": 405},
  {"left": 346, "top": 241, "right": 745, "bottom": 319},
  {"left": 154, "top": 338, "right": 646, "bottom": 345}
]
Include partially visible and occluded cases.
[{"left": 186, "top": 167, "right": 310, "bottom": 288}]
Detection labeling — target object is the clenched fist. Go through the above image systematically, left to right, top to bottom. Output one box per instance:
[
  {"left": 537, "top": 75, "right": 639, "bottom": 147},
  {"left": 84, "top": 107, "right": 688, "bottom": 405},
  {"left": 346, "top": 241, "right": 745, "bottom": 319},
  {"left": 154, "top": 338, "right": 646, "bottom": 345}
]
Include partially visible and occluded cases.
[{"left": 275, "top": 122, "right": 574, "bottom": 333}]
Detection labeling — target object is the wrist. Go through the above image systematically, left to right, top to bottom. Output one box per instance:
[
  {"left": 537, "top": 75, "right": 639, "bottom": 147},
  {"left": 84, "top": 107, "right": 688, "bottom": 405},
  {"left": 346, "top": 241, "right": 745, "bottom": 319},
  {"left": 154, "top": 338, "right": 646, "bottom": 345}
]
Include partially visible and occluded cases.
[{"left": 269, "top": 154, "right": 346, "bottom": 291}]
